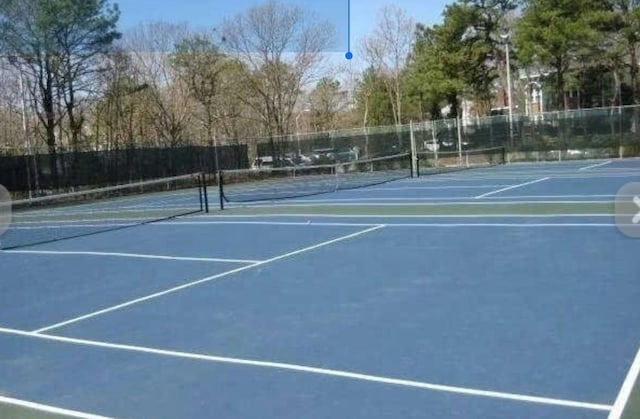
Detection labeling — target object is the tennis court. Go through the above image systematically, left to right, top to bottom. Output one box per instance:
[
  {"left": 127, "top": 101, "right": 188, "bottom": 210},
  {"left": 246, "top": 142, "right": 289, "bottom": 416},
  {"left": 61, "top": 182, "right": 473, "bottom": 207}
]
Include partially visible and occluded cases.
[{"left": 1, "top": 158, "right": 639, "bottom": 419}]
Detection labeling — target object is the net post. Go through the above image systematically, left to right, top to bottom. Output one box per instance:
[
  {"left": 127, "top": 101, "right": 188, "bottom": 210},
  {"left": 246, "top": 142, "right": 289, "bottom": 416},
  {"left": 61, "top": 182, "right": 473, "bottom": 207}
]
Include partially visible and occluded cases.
[
  {"left": 409, "top": 154, "right": 414, "bottom": 178},
  {"left": 218, "top": 170, "right": 225, "bottom": 211},
  {"left": 201, "top": 173, "right": 209, "bottom": 213},
  {"left": 198, "top": 174, "right": 204, "bottom": 211}
]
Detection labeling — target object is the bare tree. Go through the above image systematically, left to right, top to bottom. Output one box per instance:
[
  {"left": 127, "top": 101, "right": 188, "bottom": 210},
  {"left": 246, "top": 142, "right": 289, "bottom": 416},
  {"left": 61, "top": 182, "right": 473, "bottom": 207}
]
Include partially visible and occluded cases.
[
  {"left": 221, "top": 0, "right": 335, "bottom": 158},
  {"left": 362, "top": 5, "right": 415, "bottom": 125},
  {"left": 123, "top": 22, "right": 193, "bottom": 148},
  {"left": 171, "top": 31, "right": 229, "bottom": 152},
  {"left": 92, "top": 51, "right": 150, "bottom": 152},
  {"left": 215, "top": 60, "right": 257, "bottom": 143},
  {"left": 0, "top": 63, "right": 23, "bottom": 152},
  {"left": 309, "top": 77, "right": 344, "bottom": 131}
]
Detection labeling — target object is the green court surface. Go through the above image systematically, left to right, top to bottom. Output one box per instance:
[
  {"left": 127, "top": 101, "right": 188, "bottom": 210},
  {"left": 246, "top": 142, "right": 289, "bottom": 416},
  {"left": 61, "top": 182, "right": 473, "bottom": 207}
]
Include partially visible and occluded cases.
[
  {"left": 220, "top": 201, "right": 616, "bottom": 216},
  {"left": 622, "top": 378, "right": 640, "bottom": 419},
  {"left": 0, "top": 397, "right": 105, "bottom": 419}
]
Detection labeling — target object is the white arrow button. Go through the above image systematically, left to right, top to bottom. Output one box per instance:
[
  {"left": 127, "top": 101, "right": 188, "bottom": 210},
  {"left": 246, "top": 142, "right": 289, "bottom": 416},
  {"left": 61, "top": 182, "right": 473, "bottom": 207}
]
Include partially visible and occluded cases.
[{"left": 633, "top": 196, "right": 640, "bottom": 224}]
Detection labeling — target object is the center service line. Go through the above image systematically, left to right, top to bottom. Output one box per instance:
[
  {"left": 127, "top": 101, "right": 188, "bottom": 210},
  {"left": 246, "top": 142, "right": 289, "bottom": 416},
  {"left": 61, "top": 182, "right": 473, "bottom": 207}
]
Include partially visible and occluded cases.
[
  {"left": 579, "top": 160, "right": 612, "bottom": 171},
  {"left": 475, "top": 177, "right": 551, "bottom": 199},
  {"left": 32, "top": 225, "right": 385, "bottom": 334}
]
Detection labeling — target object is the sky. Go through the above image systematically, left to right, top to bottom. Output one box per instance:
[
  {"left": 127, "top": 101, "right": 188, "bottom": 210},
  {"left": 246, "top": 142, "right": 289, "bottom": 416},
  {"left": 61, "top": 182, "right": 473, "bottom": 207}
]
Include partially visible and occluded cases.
[{"left": 115, "top": 0, "right": 453, "bottom": 59}]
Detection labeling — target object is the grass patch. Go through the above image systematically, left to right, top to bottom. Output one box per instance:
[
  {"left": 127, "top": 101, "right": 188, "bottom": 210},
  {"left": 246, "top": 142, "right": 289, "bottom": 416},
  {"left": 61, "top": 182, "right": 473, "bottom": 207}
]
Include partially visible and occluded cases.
[{"left": 622, "top": 375, "right": 640, "bottom": 419}]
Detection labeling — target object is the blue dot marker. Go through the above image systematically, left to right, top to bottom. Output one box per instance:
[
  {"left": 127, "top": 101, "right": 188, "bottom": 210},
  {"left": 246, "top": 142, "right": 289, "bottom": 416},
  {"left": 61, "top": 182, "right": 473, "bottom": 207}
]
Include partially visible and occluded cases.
[{"left": 345, "top": 51, "right": 353, "bottom": 60}]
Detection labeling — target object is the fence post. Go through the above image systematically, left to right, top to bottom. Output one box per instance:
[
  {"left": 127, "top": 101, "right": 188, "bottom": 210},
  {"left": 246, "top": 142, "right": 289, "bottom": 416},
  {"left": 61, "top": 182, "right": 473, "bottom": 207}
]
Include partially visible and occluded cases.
[
  {"left": 619, "top": 105, "right": 624, "bottom": 159},
  {"left": 457, "top": 117, "right": 463, "bottom": 166},
  {"left": 431, "top": 120, "right": 438, "bottom": 164},
  {"left": 218, "top": 171, "right": 224, "bottom": 211}
]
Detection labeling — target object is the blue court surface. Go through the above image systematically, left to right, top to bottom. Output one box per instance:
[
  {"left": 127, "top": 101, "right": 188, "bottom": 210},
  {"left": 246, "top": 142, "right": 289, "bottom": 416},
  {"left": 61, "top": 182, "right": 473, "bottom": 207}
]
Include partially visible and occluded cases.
[{"left": 1, "top": 158, "right": 639, "bottom": 418}]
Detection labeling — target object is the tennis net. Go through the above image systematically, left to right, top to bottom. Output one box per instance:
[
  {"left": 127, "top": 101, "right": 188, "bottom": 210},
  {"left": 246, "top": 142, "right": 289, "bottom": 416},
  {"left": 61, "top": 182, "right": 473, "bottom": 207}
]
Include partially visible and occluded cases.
[
  {"left": 416, "top": 146, "right": 506, "bottom": 177},
  {"left": 219, "top": 153, "right": 412, "bottom": 204},
  {"left": 0, "top": 173, "right": 207, "bottom": 250}
]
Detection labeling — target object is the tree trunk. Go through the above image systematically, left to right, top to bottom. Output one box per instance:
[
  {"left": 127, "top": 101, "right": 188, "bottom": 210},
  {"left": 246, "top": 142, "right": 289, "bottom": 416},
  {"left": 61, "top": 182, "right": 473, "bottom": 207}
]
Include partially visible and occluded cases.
[
  {"left": 630, "top": 43, "right": 638, "bottom": 105},
  {"left": 552, "top": 57, "right": 565, "bottom": 111},
  {"left": 42, "top": 72, "right": 59, "bottom": 190},
  {"left": 557, "top": 72, "right": 567, "bottom": 111},
  {"left": 66, "top": 78, "right": 84, "bottom": 187},
  {"left": 395, "top": 84, "right": 402, "bottom": 125},
  {"left": 447, "top": 93, "right": 459, "bottom": 119},
  {"left": 67, "top": 106, "right": 83, "bottom": 152},
  {"left": 45, "top": 121, "right": 58, "bottom": 190}
]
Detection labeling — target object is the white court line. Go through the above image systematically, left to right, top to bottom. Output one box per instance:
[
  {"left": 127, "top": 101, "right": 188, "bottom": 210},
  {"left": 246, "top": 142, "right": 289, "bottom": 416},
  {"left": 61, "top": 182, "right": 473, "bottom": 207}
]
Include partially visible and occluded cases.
[
  {"left": 579, "top": 161, "right": 613, "bottom": 171},
  {"left": 415, "top": 172, "right": 639, "bottom": 181},
  {"left": 474, "top": 178, "right": 551, "bottom": 199},
  {"left": 353, "top": 185, "right": 512, "bottom": 191},
  {"left": 484, "top": 194, "right": 629, "bottom": 200},
  {"left": 272, "top": 195, "right": 620, "bottom": 204},
  {"left": 269, "top": 197, "right": 493, "bottom": 203},
  {"left": 232, "top": 199, "right": 606, "bottom": 208},
  {"left": 15, "top": 207, "right": 198, "bottom": 218},
  {"left": 4, "top": 213, "right": 617, "bottom": 228},
  {"left": 196, "top": 213, "right": 615, "bottom": 219},
  {"left": 5, "top": 216, "right": 616, "bottom": 232},
  {"left": 8, "top": 219, "right": 620, "bottom": 233},
  {"left": 161, "top": 221, "right": 623, "bottom": 228},
  {"left": 168, "top": 221, "right": 380, "bottom": 227},
  {"left": 32, "top": 225, "right": 385, "bottom": 333},
  {"left": 1, "top": 250, "right": 259, "bottom": 264},
  {"left": 0, "top": 327, "right": 612, "bottom": 412},
  {"left": 608, "top": 344, "right": 640, "bottom": 419},
  {"left": 0, "top": 395, "right": 110, "bottom": 419}
]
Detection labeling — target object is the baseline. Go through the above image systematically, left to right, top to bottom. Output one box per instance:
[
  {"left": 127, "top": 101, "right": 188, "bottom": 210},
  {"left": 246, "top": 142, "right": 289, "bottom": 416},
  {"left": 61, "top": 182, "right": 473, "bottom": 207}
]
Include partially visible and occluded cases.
[
  {"left": 160, "top": 220, "right": 622, "bottom": 228},
  {"left": 0, "top": 327, "right": 613, "bottom": 413}
]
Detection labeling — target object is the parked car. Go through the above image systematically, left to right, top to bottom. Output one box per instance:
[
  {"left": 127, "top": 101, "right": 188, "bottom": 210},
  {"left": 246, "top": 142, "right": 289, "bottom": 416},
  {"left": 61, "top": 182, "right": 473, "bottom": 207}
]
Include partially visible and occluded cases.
[{"left": 251, "top": 156, "right": 295, "bottom": 170}]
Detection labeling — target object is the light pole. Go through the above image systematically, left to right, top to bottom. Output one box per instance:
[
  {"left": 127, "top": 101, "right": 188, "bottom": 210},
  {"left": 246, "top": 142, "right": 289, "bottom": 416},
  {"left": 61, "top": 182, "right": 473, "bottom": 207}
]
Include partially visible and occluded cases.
[{"left": 500, "top": 32, "right": 514, "bottom": 146}]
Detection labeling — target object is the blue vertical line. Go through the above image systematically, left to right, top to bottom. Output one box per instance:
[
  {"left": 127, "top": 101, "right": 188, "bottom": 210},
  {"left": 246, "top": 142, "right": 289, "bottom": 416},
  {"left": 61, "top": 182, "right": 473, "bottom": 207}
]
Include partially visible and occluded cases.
[{"left": 347, "top": 0, "right": 351, "bottom": 53}]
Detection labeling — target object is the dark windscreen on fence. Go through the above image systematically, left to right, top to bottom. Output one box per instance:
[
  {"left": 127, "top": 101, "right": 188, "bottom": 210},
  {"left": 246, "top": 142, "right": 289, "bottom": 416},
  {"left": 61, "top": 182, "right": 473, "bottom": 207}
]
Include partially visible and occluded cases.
[{"left": 0, "top": 145, "right": 248, "bottom": 195}]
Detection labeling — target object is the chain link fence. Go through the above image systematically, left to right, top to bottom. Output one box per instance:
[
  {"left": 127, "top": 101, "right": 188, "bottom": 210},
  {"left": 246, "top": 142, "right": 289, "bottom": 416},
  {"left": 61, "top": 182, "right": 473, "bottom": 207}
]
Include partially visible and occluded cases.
[
  {"left": 2, "top": 105, "right": 640, "bottom": 196},
  {"left": 247, "top": 105, "right": 640, "bottom": 166}
]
